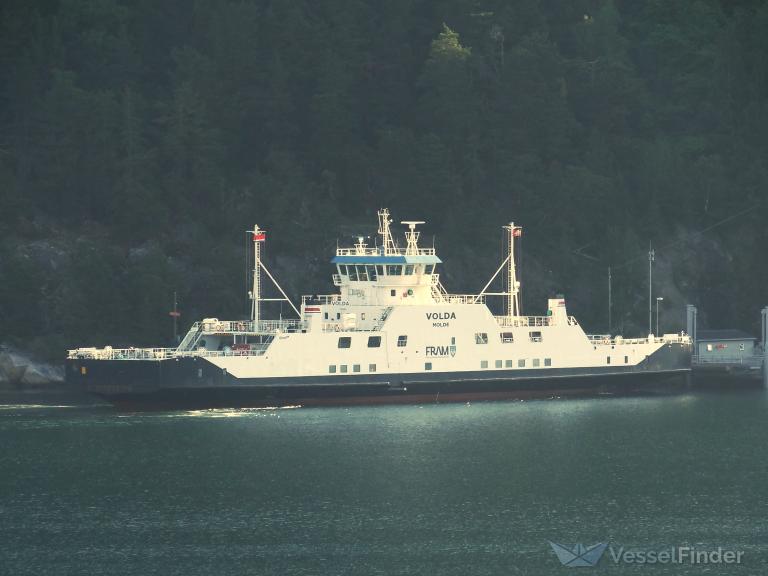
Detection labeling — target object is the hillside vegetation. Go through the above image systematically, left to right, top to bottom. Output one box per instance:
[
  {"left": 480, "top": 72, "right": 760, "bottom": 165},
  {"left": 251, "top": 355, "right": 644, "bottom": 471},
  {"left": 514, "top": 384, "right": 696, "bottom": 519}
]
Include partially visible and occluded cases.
[{"left": 1, "top": 0, "right": 767, "bottom": 361}]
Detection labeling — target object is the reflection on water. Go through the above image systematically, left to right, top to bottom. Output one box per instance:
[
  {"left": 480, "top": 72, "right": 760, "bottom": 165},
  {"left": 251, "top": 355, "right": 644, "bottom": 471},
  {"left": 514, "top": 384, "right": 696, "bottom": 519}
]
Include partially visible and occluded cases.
[{"left": 1, "top": 388, "right": 766, "bottom": 575}]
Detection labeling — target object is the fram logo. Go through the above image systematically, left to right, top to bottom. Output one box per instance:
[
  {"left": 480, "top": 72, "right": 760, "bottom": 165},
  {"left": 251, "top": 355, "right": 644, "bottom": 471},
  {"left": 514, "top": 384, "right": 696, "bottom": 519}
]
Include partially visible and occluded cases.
[
  {"left": 425, "top": 345, "right": 456, "bottom": 357},
  {"left": 548, "top": 542, "right": 608, "bottom": 567}
]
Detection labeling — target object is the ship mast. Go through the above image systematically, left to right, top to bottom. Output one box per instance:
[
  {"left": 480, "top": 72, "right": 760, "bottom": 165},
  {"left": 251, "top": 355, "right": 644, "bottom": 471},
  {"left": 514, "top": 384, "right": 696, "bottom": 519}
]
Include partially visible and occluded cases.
[
  {"left": 378, "top": 208, "right": 398, "bottom": 255},
  {"left": 503, "top": 223, "right": 522, "bottom": 317},
  {"left": 249, "top": 225, "right": 265, "bottom": 325}
]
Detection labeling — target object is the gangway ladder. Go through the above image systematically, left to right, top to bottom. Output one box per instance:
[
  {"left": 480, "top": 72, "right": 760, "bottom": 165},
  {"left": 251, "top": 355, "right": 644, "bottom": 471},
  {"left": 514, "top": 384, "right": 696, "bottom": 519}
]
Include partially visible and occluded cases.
[{"left": 177, "top": 322, "right": 203, "bottom": 352}]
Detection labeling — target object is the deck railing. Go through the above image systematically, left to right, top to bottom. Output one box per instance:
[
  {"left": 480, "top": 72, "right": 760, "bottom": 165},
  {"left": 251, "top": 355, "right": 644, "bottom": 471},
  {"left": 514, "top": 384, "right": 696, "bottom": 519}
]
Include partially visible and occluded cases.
[
  {"left": 335, "top": 247, "right": 437, "bottom": 257},
  {"left": 302, "top": 294, "right": 342, "bottom": 305},
  {"left": 445, "top": 294, "right": 486, "bottom": 304},
  {"left": 495, "top": 315, "right": 578, "bottom": 328},
  {"left": 198, "top": 319, "right": 304, "bottom": 333},
  {"left": 588, "top": 334, "right": 691, "bottom": 346},
  {"left": 68, "top": 346, "right": 269, "bottom": 361}
]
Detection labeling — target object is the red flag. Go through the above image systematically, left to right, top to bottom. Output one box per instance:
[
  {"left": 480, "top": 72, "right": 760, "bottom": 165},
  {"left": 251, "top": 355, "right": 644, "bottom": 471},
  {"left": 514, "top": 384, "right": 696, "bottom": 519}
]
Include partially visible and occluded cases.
[
  {"left": 513, "top": 228, "right": 522, "bottom": 237},
  {"left": 253, "top": 232, "right": 266, "bottom": 242}
]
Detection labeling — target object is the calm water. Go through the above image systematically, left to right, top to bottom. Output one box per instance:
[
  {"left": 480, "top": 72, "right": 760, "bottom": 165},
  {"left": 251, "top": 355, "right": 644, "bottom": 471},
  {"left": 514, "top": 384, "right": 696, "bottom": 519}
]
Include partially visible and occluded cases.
[{"left": 2, "top": 389, "right": 768, "bottom": 575}]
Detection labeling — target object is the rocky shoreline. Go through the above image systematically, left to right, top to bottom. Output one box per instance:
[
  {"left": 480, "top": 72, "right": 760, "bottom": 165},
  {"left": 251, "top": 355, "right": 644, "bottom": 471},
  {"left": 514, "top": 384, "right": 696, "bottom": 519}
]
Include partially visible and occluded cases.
[{"left": 0, "top": 346, "right": 65, "bottom": 389}]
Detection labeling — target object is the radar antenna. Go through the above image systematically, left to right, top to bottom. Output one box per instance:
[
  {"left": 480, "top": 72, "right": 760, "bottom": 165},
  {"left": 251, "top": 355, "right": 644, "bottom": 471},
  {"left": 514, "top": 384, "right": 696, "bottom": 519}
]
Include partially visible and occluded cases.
[{"left": 401, "top": 221, "right": 425, "bottom": 255}]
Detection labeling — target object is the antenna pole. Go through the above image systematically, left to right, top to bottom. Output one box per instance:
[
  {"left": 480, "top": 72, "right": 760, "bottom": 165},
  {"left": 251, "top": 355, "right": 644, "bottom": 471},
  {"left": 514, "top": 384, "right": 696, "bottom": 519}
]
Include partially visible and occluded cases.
[
  {"left": 378, "top": 208, "right": 398, "bottom": 255},
  {"left": 503, "top": 223, "right": 521, "bottom": 317},
  {"left": 249, "top": 225, "right": 265, "bottom": 326},
  {"left": 648, "top": 243, "right": 655, "bottom": 335},
  {"left": 608, "top": 266, "right": 612, "bottom": 334},
  {"left": 173, "top": 291, "right": 178, "bottom": 343}
]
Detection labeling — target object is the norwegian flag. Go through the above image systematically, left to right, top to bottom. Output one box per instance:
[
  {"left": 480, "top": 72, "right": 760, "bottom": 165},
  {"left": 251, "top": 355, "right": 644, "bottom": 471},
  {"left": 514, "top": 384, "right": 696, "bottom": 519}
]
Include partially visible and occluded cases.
[{"left": 253, "top": 232, "right": 266, "bottom": 242}]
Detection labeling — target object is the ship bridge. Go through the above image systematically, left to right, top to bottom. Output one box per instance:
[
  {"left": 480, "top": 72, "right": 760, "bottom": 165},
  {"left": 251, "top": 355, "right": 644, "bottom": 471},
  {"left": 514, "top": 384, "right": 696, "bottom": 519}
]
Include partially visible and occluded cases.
[{"left": 326, "top": 210, "right": 478, "bottom": 308}]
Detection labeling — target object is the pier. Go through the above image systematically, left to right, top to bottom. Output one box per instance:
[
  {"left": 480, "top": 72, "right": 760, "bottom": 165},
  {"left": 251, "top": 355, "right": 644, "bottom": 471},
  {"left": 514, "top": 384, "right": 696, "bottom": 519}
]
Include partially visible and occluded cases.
[{"left": 687, "top": 305, "right": 767, "bottom": 386}]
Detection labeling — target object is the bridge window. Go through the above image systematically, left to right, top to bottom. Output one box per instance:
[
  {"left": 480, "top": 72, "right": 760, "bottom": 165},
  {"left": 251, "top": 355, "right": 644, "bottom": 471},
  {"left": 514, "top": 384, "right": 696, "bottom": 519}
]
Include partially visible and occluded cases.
[
  {"left": 404, "top": 264, "right": 414, "bottom": 275},
  {"left": 425, "top": 264, "right": 434, "bottom": 274},
  {"left": 338, "top": 265, "right": 348, "bottom": 276},
  {"left": 356, "top": 265, "right": 368, "bottom": 281},
  {"left": 366, "top": 265, "right": 377, "bottom": 281},
  {"left": 376, "top": 265, "right": 385, "bottom": 276},
  {"left": 387, "top": 265, "right": 402, "bottom": 276},
  {"left": 349, "top": 266, "right": 358, "bottom": 281},
  {"left": 529, "top": 331, "right": 543, "bottom": 343},
  {"left": 500, "top": 332, "right": 514, "bottom": 343},
  {"left": 475, "top": 333, "right": 489, "bottom": 344},
  {"left": 397, "top": 335, "right": 408, "bottom": 347},
  {"left": 368, "top": 336, "right": 381, "bottom": 348},
  {"left": 338, "top": 337, "right": 351, "bottom": 349},
  {"left": 545, "top": 358, "right": 552, "bottom": 366},
  {"left": 495, "top": 360, "right": 502, "bottom": 368},
  {"left": 425, "top": 362, "right": 432, "bottom": 371},
  {"left": 353, "top": 364, "right": 361, "bottom": 373},
  {"left": 369, "top": 364, "right": 376, "bottom": 372},
  {"left": 329, "top": 365, "right": 337, "bottom": 373}
]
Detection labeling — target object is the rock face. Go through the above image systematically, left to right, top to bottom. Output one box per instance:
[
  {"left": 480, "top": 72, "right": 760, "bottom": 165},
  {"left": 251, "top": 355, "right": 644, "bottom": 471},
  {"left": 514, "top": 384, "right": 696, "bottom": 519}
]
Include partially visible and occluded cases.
[{"left": 0, "top": 347, "right": 65, "bottom": 388}]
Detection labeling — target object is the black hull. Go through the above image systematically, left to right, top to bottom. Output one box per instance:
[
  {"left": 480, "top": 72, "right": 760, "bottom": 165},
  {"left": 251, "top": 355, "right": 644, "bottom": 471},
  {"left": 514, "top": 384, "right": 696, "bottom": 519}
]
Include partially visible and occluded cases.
[{"left": 66, "top": 343, "right": 692, "bottom": 410}]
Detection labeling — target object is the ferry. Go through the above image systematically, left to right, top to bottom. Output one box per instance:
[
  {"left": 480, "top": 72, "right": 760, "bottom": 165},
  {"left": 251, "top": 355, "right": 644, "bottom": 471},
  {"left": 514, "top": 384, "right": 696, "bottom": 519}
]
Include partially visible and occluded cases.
[{"left": 66, "top": 209, "right": 692, "bottom": 408}]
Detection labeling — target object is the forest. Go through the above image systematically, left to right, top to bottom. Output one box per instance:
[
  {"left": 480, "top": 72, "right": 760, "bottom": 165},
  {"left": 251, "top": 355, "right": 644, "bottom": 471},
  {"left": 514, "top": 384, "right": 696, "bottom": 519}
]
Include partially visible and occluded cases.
[{"left": 1, "top": 0, "right": 767, "bottom": 361}]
